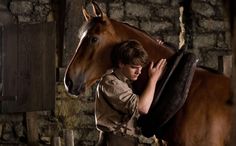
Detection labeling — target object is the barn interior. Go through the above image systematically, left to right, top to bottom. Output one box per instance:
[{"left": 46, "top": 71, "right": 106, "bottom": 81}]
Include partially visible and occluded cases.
[{"left": 0, "top": 0, "right": 235, "bottom": 145}]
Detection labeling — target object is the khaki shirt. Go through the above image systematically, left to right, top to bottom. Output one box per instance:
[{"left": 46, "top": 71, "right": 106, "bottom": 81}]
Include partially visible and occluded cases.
[{"left": 95, "top": 69, "right": 140, "bottom": 136}]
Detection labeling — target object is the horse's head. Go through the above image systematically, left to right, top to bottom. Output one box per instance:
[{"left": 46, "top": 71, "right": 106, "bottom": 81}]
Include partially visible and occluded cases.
[
  {"left": 64, "top": 1, "right": 175, "bottom": 96},
  {"left": 64, "top": 2, "right": 120, "bottom": 96}
]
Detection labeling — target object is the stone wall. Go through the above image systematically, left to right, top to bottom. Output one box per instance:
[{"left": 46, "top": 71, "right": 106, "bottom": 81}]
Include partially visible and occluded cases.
[
  {"left": 0, "top": 0, "right": 232, "bottom": 146},
  {"left": 10, "top": 0, "right": 53, "bottom": 23},
  {"left": 190, "top": 1, "right": 231, "bottom": 69}
]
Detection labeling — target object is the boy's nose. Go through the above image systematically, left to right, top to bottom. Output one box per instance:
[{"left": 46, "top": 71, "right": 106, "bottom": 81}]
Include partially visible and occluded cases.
[{"left": 136, "top": 68, "right": 142, "bottom": 74}]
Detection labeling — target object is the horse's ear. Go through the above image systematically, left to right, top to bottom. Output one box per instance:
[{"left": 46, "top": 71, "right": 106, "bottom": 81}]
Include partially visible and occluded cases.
[
  {"left": 91, "top": 1, "right": 105, "bottom": 18},
  {"left": 82, "top": 6, "right": 91, "bottom": 21}
]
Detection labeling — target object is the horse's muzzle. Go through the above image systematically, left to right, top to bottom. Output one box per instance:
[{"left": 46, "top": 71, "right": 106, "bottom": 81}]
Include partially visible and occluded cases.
[{"left": 64, "top": 73, "right": 85, "bottom": 96}]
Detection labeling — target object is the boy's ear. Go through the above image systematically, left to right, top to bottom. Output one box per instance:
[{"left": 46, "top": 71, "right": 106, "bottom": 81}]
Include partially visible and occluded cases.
[{"left": 118, "top": 62, "right": 124, "bottom": 68}]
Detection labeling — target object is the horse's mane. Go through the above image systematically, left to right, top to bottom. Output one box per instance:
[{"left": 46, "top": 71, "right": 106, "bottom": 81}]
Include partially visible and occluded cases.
[
  {"left": 120, "top": 21, "right": 178, "bottom": 52},
  {"left": 122, "top": 22, "right": 157, "bottom": 40}
]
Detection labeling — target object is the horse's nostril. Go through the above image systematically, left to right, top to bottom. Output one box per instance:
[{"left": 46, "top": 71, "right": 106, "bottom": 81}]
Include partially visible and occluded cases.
[{"left": 65, "top": 75, "right": 73, "bottom": 91}]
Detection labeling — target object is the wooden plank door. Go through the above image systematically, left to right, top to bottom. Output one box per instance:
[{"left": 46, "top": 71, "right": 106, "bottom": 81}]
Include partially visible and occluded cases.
[{"left": 1, "top": 22, "right": 56, "bottom": 113}]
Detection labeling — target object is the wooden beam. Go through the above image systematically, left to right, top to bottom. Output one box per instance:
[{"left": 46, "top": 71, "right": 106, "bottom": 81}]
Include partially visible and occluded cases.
[
  {"left": 26, "top": 112, "right": 39, "bottom": 146},
  {"left": 65, "top": 129, "right": 74, "bottom": 146},
  {"left": 51, "top": 136, "right": 61, "bottom": 146}
]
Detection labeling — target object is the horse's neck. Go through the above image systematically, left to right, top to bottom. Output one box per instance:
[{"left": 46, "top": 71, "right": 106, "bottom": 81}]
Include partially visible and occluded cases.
[{"left": 111, "top": 19, "right": 175, "bottom": 61}]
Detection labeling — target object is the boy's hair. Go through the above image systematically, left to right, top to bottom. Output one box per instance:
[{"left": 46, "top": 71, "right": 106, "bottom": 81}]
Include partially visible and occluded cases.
[{"left": 111, "top": 40, "right": 149, "bottom": 68}]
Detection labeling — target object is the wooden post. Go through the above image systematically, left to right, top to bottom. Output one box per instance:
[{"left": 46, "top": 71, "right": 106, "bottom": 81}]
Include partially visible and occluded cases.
[
  {"left": 223, "top": 55, "right": 232, "bottom": 77},
  {"left": 26, "top": 112, "right": 39, "bottom": 146},
  {"left": 65, "top": 129, "right": 74, "bottom": 146},
  {"left": 51, "top": 136, "right": 61, "bottom": 146}
]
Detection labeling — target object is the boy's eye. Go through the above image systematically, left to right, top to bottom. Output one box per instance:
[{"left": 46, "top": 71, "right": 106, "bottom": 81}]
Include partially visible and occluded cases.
[
  {"left": 130, "top": 65, "right": 142, "bottom": 69},
  {"left": 130, "top": 65, "right": 138, "bottom": 68}
]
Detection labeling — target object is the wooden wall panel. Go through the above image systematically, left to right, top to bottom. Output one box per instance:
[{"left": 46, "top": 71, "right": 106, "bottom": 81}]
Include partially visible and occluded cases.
[
  {"left": 1, "top": 23, "right": 56, "bottom": 113},
  {"left": 1, "top": 25, "right": 18, "bottom": 101}
]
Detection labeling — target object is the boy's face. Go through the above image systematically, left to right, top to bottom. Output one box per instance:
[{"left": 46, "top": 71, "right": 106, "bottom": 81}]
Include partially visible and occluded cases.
[{"left": 118, "top": 63, "right": 143, "bottom": 81}]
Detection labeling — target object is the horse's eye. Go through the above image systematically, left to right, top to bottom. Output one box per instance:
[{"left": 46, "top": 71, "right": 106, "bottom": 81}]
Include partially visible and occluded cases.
[{"left": 90, "top": 36, "right": 98, "bottom": 43}]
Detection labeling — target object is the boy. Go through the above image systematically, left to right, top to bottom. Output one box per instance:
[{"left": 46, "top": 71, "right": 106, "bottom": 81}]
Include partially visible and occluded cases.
[{"left": 95, "top": 40, "right": 166, "bottom": 146}]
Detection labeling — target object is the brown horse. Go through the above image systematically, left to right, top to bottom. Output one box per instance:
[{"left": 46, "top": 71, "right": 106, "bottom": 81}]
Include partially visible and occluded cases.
[{"left": 64, "top": 2, "right": 233, "bottom": 146}]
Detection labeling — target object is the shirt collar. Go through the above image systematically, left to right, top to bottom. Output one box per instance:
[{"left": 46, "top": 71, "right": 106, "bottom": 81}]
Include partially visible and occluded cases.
[{"left": 113, "top": 68, "right": 130, "bottom": 83}]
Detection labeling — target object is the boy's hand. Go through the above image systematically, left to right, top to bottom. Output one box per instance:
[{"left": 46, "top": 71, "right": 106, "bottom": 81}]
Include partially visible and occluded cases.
[{"left": 148, "top": 59, "right": 167, "bottom": 82}]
